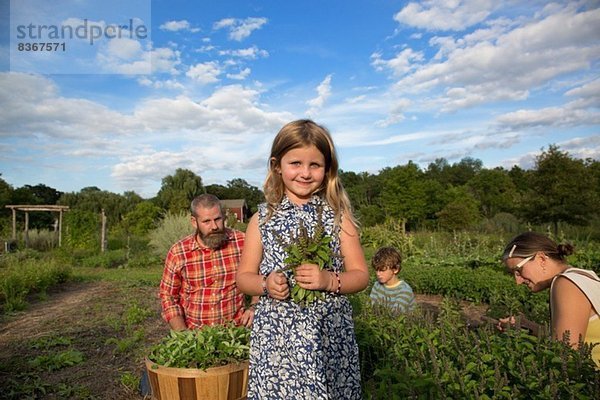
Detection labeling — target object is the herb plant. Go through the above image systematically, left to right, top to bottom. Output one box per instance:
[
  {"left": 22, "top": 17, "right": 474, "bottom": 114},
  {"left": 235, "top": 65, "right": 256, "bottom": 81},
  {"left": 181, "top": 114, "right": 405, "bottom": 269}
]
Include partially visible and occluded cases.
[
  {"left": 280, "top": 213, "right": 336, "bottom": 307},
  {"left": 147, "top": 324, "right": 250, "bottom": 370}
]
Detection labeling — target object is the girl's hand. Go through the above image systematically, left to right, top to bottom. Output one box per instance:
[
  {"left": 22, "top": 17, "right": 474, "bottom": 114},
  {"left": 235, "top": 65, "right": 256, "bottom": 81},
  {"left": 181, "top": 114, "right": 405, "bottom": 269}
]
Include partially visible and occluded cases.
[
  {"left": 294, "top": 263, "right": 330, "bottom": 291},
  {"left": 266, "top": 271, "right": 290, "bottom": 300}
]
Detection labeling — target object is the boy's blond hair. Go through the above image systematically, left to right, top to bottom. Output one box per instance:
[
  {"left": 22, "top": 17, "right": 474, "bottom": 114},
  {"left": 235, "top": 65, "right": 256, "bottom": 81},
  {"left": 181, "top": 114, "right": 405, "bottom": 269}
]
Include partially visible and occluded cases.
[{"left": 371, "top": 246, "right": 402, "bottom": 272}]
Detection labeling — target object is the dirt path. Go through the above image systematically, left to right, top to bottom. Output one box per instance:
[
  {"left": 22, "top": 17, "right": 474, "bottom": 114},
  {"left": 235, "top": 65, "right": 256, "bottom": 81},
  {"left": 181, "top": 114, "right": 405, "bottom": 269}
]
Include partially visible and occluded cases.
[{"left": 0, "top": 282, "right": 115, "bottom": 344}]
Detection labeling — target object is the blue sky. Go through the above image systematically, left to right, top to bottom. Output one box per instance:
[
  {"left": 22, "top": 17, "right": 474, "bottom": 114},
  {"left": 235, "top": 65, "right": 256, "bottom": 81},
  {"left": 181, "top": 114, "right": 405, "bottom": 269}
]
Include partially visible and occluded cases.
[{"left": 1, "top": 0, "right": 599, "bottom": 198}]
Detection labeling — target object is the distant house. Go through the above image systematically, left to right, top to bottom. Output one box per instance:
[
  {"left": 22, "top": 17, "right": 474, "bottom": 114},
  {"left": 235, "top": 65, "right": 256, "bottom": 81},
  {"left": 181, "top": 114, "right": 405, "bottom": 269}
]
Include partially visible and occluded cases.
[{"left": 220, "top": 199, "right": 248, "bottom": 223}]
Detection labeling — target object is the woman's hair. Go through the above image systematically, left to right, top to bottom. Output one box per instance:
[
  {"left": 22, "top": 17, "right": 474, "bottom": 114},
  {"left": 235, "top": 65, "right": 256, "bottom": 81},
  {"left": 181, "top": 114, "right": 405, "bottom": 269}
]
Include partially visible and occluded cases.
[
  {"left": 263, "top": 119, "right": 356, "bottom": 227},
  {"left": 502, "top": 231, "right": 574, "bottom": 262},
  {"left": 371, "top": 246, "right": 402, "bottom": 272}
]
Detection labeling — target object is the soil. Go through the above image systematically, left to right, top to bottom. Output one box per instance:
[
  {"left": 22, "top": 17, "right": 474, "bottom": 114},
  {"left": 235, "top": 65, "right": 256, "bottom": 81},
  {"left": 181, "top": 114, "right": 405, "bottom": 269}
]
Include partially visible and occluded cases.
[
  {"left": 0, "top": 281, "right": 491, "bottom": 400},
  {"left": 0, "top": 281, "right": 169, "bottom": 400}
]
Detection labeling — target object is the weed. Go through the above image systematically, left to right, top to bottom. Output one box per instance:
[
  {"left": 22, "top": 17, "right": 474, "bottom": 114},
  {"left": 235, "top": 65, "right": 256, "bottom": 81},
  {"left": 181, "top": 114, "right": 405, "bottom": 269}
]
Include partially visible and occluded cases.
[
  {"left": 30, "top": 335, "right": 72, "bottom": 349},
  {"left": 29, "top": 349, "right": 85, "bottom": 371},
  {"left": 120, "top": 371, "right": 140, "bottom": 392}
]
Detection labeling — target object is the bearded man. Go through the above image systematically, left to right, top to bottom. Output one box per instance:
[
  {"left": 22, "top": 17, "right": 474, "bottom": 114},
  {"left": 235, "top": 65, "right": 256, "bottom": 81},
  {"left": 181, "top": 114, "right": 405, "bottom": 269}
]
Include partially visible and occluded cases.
[{"left": 159, "top": 194, "right": 256, "bottom": 330}]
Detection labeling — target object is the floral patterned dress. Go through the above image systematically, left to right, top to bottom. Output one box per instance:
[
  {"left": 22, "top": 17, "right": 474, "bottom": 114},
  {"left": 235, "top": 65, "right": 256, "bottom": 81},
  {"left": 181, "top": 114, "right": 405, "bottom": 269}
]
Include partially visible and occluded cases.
[{"left": 247, "top": 195, "right": 362, "bottom": 400}]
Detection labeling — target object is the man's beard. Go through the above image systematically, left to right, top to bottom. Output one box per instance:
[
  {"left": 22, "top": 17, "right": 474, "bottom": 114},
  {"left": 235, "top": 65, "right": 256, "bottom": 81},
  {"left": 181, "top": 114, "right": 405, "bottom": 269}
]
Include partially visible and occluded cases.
[{"left": 198, "top": 229, "right": 227, "bottom": 249}]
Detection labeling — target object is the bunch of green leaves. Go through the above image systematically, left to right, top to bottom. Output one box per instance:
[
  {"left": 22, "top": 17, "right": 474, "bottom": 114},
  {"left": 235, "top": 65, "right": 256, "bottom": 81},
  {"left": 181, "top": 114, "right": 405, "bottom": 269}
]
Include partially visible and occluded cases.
[
  {"left": 280, "top": 213, "right": 335, "bottom": 307},
  {"left": 355, "top": 295, "right": 600, "bottom": 399},
  {"left": 147, "top": 324, "right": 250, "bottom": 370}
]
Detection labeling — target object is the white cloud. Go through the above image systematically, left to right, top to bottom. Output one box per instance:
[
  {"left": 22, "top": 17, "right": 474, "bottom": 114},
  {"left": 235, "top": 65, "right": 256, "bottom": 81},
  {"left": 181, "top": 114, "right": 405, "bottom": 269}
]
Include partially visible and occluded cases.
[
  {"left": 394, "top": 0, "right": 497, "bottom": 31},
  {"left": 377, "top": 6, "right": 600, "bottom": 114},
  {"left": 213, "top": 17, "right": 268, "bottom": 41},
  {"left": 160, "top": 20, "right": 200, "bottom": 32},
  {"left": 104, "top": 38, "right": 143, "bottom": 60},
  {"left": 218, "top": 46, "right": 269, "bottom": 59},
  {"left": 151, "top": 47, "right": 182, "bottom": 74},
  {"left": 371, "top": 48, "right": 424, "bottom": 76},
  {"left": 186, "top": 61, "right": 222, "bottom": 84},
  {"left": 227, "top": 68, "right": 251, "bottom": 80},
  {"left": 0, "top": 72, "right": 139, "bottom": 139},
  {"left": 0, "top": 72, "right": 295, "bottom": 195},
  {"left": 306, "top": 75, "right": 333, "bottom": 116},
  {"left": 137, "top": 77, "right": 185, "bottom": 90},
  {"left": 496, "top": 78, "right": 600, "bottom": 129},
  {"left": 565, "top": 79, "right": 600, "bottom": 105},
  {"left": 375, "top": 98, "right": 412, "bottom": 127},
  {"left": 496, "top": 105, "right": 600, "bottom": 130}
]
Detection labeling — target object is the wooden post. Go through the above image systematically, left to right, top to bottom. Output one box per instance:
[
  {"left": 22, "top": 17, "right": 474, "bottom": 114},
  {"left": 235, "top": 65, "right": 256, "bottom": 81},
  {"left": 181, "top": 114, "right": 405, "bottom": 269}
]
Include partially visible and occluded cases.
[
  {"left": 11, "top": 208, "right": 16, "bottom": 240},
  {"left": 101, "top": 209, "right": 107, "bottom": 253},
  {"left": 59, "top": 210, "right": 63, "bottom": 247},
  {"left": 24, "top": 212, "right": 29, "bottom": 248}
]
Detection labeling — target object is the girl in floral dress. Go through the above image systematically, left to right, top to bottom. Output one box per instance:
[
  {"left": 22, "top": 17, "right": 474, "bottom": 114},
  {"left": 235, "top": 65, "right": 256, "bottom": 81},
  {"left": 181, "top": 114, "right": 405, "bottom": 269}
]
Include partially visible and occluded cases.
[{"left": 237, "top": 119, "right": 369, "bottom": 399}]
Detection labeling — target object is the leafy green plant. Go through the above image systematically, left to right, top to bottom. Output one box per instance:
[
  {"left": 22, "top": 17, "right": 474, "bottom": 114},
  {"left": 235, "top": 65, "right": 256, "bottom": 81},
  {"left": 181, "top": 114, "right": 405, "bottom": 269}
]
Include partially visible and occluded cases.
[
  {"left": 279, "top": 215, "right": 336, "bottom": 307},
  {"left": 355, "top": 295, "right": 600, "bottom": 399},
  {"left": 147, "top": 324, "right": 250, "bottom": 370},
  {"left": 106, "top": 328, "right": 145, "bottom": 354},
  {"left": 30, "top": 335, "right": 71, "bottom": 349},
  {"left": 29, "top": 349, "right": 85, "bottom": 372},
  {"left": 2, "top": 373, "right": 51, "bottom": 400}
]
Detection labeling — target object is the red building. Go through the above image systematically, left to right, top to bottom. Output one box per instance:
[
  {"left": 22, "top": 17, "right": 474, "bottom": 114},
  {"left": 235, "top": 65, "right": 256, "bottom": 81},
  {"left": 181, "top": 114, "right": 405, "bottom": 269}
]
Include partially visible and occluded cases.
[{"left": 220, "top": 199, "right": 248, "bottom": 223}]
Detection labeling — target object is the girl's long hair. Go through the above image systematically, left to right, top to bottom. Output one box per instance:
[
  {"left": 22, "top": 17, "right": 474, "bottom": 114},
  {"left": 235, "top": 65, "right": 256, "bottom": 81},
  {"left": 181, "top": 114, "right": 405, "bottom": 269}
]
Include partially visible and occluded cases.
[{"left": 263, "top": 119, "right": 357, "bottom": 228}]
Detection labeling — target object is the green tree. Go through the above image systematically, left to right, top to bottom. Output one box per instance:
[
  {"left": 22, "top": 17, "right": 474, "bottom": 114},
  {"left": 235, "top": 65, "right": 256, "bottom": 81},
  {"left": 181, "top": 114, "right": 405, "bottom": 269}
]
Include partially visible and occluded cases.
[
  {"left": 523, "top": 145, "right": 598, "bottom": 234},
  {"left": 425, "top": 157, "right": 483, "bottom": 188},
  {"left": 449, "top": 157, "right": 483, "bottom": 187},
  {"left": 425, "top": 158, "right": 451, "bottom": 187},
  {"left": 379, "top": 162, "right": 428, "bottom": 230},
  {"left": 467, "top": 168, "right": 517, "bottom": 218},
  {"left": 154, "top": 169, "right": 205, "bottom": 214},
  {"left": 340, "top": 170, "right": 383, "bottom": 226},
  {"left": 0, "top": 176, "right": 13, "bottom": 235},
  {"left": 25, "top": 184, "right": 62, "bottom": 205},
  {"left": 436, "top": 186, "right": 481, "bottom": 231},
  {"left": 59, "top": 187, "right": 137, "bottom": 227},
  {"left": 120, "top": 201, "right": 163, "bottom": 236}
]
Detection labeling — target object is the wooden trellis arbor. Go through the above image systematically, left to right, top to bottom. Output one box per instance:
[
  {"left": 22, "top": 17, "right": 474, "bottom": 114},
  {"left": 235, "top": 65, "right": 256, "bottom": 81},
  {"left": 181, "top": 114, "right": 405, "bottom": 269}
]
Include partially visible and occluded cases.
[{"left": 5, "top": 205, "right": 70, "bottom": 248}]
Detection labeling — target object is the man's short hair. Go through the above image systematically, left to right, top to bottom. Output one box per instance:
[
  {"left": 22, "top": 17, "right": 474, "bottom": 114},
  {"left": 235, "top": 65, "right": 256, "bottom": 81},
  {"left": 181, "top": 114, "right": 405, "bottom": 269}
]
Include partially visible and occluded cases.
[
  {"left": 190, "top": 194, "right": 221, "bottom": 217},
  {"left": 371, "top": 246, "right": 402, "bottom": 271}
]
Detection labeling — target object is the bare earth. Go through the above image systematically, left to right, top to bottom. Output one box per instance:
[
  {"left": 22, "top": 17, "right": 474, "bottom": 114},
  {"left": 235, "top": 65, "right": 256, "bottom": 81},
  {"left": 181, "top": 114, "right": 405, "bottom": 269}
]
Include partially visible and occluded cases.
[
  {"left": 0, "top": 281, "right": 169, "bottom": 400},
  {"left": 0, "top": 282, "right": 489, "bottom": 400}
]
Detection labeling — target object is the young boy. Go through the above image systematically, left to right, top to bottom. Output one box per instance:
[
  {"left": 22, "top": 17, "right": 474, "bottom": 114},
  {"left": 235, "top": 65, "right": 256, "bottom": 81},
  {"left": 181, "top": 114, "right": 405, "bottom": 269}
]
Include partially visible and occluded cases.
[{"left": 369, "top": 246, "right": 416, "bottom": 313}]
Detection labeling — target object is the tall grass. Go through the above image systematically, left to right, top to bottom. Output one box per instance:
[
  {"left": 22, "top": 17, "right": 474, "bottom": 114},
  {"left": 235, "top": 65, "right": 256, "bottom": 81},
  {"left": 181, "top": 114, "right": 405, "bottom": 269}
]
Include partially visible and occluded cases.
[{"left": 0, "top": 252, "right": 72, "bottom": 312}]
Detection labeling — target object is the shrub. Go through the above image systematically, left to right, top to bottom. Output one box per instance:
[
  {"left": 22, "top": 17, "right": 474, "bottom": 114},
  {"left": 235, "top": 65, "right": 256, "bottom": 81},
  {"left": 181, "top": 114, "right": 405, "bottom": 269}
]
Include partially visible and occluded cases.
[{"left": 148, "top": 212, "right": 192, "bottom": 258}]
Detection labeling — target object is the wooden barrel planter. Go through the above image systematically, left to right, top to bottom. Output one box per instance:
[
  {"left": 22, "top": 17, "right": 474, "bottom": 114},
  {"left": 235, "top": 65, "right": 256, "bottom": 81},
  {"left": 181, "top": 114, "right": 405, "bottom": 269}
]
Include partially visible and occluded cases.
[{"left": 145, "top": 358, "right": 249, "bottom": 400}]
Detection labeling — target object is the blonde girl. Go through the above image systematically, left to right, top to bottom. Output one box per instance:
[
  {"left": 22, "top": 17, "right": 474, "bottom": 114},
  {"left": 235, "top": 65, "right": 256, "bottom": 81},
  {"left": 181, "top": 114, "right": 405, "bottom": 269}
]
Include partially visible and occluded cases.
[{"left": 237, "top": 119, "right": 369, "bottom": 399}]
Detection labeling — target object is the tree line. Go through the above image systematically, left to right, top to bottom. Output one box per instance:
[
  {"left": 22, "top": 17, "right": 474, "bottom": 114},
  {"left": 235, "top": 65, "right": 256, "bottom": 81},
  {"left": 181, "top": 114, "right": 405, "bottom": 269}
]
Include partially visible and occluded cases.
[{"left": 1, "top": 145, "right": 598, "bottom": 241}]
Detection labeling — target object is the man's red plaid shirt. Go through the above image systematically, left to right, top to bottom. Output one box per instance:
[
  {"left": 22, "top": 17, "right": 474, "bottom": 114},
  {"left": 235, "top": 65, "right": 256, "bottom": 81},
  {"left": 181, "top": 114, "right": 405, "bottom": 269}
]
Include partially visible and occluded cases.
[{"left": 159, "top": 228, "right": 245, "bottom": 328}]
